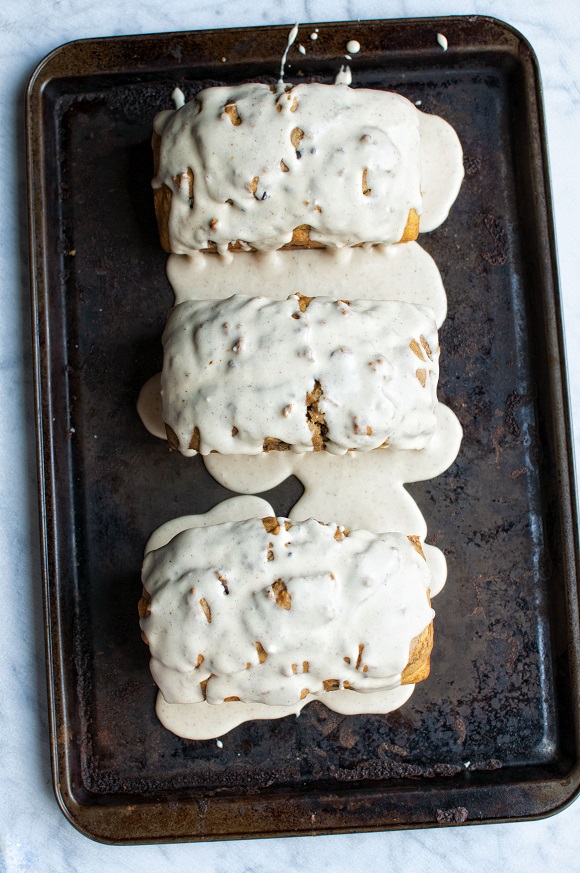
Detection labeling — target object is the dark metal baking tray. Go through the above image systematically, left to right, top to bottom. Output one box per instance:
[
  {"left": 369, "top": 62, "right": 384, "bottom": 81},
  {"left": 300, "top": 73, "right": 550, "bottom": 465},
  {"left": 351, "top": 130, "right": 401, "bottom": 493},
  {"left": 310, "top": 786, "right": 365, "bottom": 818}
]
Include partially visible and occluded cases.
[{"left": 27, "top": 15, "right": 580, "bottom": 843}]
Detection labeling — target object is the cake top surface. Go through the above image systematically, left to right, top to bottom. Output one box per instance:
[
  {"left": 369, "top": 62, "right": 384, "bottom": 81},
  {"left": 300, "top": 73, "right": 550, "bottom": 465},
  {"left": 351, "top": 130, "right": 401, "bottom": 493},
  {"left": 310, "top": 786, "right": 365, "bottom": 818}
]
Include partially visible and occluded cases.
[
  {"left": 153, "top": 81, "right": 422, "bottom": 252},
  {"left": 161, "top": 293, "right": 439, "bottom": 456},
  {"left": 141, "top": 516, "right": 434, "bottom": 707}
]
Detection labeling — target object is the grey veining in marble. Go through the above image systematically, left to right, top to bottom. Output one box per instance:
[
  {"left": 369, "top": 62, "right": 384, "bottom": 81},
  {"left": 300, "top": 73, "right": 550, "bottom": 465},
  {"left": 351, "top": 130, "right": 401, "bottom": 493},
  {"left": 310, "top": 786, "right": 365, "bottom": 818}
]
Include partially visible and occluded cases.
[{"left": 1, "top": 1, "right": 579, "bottom": 871}]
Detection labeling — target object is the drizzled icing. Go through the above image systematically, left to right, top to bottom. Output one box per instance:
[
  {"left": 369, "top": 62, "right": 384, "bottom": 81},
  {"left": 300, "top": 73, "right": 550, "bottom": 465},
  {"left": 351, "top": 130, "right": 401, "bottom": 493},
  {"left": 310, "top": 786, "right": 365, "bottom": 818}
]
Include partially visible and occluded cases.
[
  {"left": 279, "top": 22, "right": 299, "bottom": 80},
  {"left": 139, "top": 66, "right": 465, "bottom": 738},
  {"left": 334, "top": 66, "right": 352, "bottom": 85},
  {"left": 152, "top": 82, "right": 422, "bottom": 252},
  {"left": 171, "top": 87, "right": 185, "bottom": 110},
  {"left": 417, "top": 113, "right": 464, "bottom": 232},
  {"left": 166, "top": 242, "right": 448, "bottom": 325},
  {"left": 161, "top": 293, "right": 439, "bottom": 456},
  {"left": 203, "top": 402, "right": 461, "bottom": 558},
  {"left": 145, "top": 495, "right": 275, "bottom": 554},
  {"left": 145, "top": 498, "right": 440, "bottom": 739},
  {"left": 141, "top": 516, "right": 434, "bottom": 708},
  {"left": 156, "top": 685, "right": 415, "bottom": 740}
]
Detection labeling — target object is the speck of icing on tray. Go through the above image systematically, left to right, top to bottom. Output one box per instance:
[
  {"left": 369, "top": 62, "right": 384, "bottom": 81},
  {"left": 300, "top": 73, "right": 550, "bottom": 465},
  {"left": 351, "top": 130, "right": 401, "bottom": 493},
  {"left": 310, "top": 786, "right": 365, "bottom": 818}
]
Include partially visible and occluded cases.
[
  {"left": 310, "top": 32, "right": 318, "bottom": 40},
  {"left": 436, "top": 33, "right": 448, "bottom": 51},
  {"left": 346, "top": 40, "right": 360, "bottom": 54},
  {"left": 298, "top": 44, "right": 306, "bottom": 55},
  {"left": 344, "top": 54, "right": 352, "bottom": 60},
  {"left": 334, "top": 65, "right": 352, "bottom": 86},
  {"left": 171, "top": 87, "right": 185, "bottom": 110},
  {"left": 415, "top": 100, "right": 422, "bottom": 106},
  {"left": 216, "top": 739, "right": 224, "bottom": 748}
]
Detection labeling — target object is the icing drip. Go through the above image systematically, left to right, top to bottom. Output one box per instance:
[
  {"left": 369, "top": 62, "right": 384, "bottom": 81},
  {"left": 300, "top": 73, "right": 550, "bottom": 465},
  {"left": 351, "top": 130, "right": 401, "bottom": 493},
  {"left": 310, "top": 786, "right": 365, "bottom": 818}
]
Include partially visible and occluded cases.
[
  {"left": 279, "top": 22, "right": 299, "bottom": 82},
  {"left": 335, "top": 65, "right": 352, "bottom": 85},
  {"left": 171, "top": 87, "right": 185, "bottom": 110},
  {"left": 418, "top": 113, "right": 464, "bottom": 232},
  {"left": 166, "top": 243, "right": 448, "bottom": 325},
  {"left": 203, "top": 401, "right": 462, "bottom": 569},
  {"left": 156, "top": 683, "right": 415, "bottom": 740}
]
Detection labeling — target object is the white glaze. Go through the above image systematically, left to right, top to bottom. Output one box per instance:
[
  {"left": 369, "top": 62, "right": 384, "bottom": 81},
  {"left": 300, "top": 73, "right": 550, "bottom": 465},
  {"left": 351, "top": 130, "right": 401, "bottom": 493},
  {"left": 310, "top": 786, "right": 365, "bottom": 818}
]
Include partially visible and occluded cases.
[
  {"left": 279, "top": 22, "right": 299, "bottom": 81},
  {"left": 437, "top": 33, "right": 449, "bottom": 51},
  {"left": 346, "top": 40, "right": 360, "bottom": 54},
  {"left": 334, "top": 65, "right": 352, "bottom": 85},
  {"left": 140, "top": 78, "right": 465, "bottom": 741},
  {"left": 152, "top": 82, "right": 422, "bottom": 252},
  {"left": 171, "top": 86, "right": 185, "bottom": 110},
  {"left": 156, "top": 109, "right": 462, "bottom": 262},
  {"left": 418, "top": 113, "right": 464, "bottom": 233},
  {"left": 166, "top": 242, "right": 447, "bottom": 326},
  {"left": 161, "top": 294, "right": 439, "bottom": 456},
  {"left": 204, "top": 401, "right": 462, "bottom": 591},
  {"left": 202, "top": 451, "right": 295, "bottom": 494},
  {"left": 144, "top": 495, "right": 275, "bottom": 553},
  {"left": 146, "top": 497, "right": 445, "bottom": 740},
  {"left": 141, "top": 517, "right": 434, "bottom": 706},
  {"left": 156, "top": 683, "right": 414, "bottom": 740}
]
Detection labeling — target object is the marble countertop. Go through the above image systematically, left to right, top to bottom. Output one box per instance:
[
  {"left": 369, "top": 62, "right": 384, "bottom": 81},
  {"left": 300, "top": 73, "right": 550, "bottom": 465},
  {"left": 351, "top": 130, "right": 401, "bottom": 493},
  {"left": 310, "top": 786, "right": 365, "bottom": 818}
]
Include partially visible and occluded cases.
[{"left": 1, "top": 0, "right": 579, "bottom": 870}]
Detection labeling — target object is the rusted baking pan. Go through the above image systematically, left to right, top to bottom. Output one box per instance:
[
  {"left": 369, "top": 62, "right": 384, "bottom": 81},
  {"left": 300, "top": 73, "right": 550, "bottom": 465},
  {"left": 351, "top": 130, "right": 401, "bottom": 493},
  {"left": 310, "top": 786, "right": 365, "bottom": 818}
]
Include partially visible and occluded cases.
[{"left": 27, "top": 16, "right": 580, "bottom": 843}]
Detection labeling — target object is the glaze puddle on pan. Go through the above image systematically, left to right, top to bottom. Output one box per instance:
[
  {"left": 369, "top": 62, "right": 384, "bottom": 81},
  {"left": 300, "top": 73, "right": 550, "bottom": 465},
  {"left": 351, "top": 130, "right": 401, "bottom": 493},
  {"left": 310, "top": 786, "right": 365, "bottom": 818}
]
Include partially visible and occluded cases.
[{"left": 27, "top": 17, "right": 580, "bottom": 843}]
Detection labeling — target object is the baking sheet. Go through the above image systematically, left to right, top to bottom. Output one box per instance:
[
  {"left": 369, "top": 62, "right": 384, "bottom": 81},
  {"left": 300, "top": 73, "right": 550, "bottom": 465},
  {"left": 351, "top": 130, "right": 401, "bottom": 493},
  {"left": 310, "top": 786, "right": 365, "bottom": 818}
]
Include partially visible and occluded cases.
[{"left": 27, "top": 16, "right": 580, "bottom": 843}]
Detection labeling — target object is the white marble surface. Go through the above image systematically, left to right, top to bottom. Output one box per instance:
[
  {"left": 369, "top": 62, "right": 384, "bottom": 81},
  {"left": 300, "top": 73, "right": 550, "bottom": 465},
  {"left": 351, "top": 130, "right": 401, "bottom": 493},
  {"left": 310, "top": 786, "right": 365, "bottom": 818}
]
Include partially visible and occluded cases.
[{"left": 1, "top": 0, "right": 579, "bottom": 870}]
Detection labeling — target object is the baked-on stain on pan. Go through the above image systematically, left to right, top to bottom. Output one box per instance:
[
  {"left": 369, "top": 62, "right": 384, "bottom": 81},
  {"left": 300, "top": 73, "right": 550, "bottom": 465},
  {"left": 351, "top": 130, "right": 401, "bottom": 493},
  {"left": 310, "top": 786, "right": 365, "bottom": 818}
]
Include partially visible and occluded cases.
[{"left": 27, "top": 16, "right": 580, "bottom": 843}]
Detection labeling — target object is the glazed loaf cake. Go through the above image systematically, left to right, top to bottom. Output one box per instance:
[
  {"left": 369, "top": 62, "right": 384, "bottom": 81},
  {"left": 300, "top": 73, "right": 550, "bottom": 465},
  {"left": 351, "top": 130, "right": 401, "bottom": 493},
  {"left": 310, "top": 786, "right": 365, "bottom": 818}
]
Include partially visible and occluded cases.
[
  {"left": 152, "top": 81, "right": 422, "bottom": 254},
  {"left": 161, "top": 293, "right": 439, "bottom": 456},
  {"left": 139, "top": 516, "right": 434, "bottom": 707}
]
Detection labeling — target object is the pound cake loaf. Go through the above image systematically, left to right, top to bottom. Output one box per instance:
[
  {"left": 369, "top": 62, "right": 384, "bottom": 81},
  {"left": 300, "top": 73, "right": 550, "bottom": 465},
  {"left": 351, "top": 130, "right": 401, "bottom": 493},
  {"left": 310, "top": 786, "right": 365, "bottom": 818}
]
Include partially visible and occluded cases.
[
  {"left": 152, "top": 81, "right": 422, "bottom": 254},
  {"left": 161, "top": 293, "right": 439, "bottom": 456},
  {"left": 139, "top": 516, "right": 434, "bottom": 707}
]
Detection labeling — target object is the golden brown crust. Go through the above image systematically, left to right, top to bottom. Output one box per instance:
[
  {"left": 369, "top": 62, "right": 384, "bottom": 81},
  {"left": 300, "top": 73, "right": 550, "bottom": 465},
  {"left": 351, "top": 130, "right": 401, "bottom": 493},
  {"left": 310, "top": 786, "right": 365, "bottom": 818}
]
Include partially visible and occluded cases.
[
  {"left": 152, "top": 132, "right": 420, "bottom": 253},
  {"left": 172, "top": 357, "right": 333, "bottom": 453},
  {"left": 306, "top": 380, "right": 327, "bottom": 451},
  {"left": 164, "top": 423, "right": 177, "bottom": 450},
  {"left": 262, "top": 437, "right": 290, "bottom": 451},
  {"left": 262, "top": 516, "right": 281, "bottom": 535},
  {"left": 407, "top": 535, "right": 426, "bottom": 561},
  {"left": 271, "top": 578, "right": 292, "bottom": 610},
  {"left": 138, "top": 587, "right": 151, "bottom": 645},
  {"left": 401, "top": 621, "right": 433, "bottom": 684}
]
